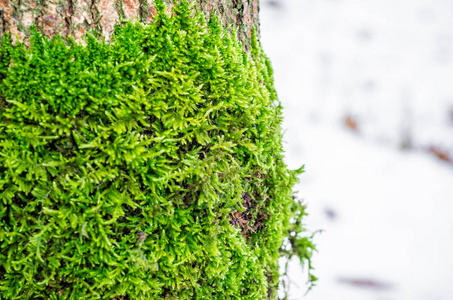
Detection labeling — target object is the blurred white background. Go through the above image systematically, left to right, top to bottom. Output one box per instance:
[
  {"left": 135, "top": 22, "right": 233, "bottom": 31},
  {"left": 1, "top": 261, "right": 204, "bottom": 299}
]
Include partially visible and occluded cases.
[{"left": 259, "top": 0, "right": 453, "bottom": 299}]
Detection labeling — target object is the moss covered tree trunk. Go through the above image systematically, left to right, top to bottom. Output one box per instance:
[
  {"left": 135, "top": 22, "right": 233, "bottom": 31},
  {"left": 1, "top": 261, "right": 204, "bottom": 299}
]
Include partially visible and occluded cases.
[
  {"left": 0, "top": 0, "right": 260, "bottom": 49},
  {"left": 0, "top": 0, "right": 316, "bottom": 299}
]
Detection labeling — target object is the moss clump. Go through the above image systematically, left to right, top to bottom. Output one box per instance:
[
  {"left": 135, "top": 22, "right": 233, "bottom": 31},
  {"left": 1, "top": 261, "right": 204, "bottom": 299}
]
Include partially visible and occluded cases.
[{"left": 0, "top": 0, "right": 314, "bottom": 299}]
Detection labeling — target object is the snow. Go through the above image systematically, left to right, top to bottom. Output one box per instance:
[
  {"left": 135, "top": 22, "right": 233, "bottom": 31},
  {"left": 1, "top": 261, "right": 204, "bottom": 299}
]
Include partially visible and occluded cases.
[{"left": 259, "top": 0, "right": 453, "bottom": 299}]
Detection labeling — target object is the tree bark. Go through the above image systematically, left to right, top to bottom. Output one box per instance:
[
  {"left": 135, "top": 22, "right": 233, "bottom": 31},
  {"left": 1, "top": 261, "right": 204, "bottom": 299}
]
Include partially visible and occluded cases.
[{"left": 0, "top": 0, "right": 260, "bottom": 49}]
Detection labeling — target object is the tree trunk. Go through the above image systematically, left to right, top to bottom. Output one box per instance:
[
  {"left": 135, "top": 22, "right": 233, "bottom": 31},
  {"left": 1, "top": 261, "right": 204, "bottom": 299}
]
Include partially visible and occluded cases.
[
  {"left": 0, "top": 0, "right": 260, "bottom": 49},
  {"left": 1, "top": 1, "right": 313, "bottom": 299}
]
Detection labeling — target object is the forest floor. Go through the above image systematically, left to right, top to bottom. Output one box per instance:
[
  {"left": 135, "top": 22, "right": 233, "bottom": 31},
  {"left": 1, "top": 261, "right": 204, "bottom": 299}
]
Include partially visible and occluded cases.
[{"left": 260, "top": 0, "right": 453, "bottom": 299}]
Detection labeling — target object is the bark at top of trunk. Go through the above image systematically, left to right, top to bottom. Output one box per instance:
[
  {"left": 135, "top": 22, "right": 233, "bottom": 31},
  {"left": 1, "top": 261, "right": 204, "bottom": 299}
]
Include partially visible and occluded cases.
[{"left": 0, "top": 0, "right": 260, "bottom": 50}]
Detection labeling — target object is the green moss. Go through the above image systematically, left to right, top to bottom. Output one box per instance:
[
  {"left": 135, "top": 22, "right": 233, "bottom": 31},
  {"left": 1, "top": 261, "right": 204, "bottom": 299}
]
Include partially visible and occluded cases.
[{"left": 0, "top": 0, "right": 314, "bottom": 299}]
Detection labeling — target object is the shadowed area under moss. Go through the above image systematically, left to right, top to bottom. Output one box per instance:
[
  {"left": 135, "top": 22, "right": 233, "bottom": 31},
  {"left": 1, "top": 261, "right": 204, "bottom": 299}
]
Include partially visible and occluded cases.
[{"left": 0, "top": 0, "right": 313, "bottom": 299}]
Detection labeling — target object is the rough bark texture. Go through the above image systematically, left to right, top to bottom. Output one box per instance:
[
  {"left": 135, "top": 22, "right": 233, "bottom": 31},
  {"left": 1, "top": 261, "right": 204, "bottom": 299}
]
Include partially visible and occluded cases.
[{"left": 0, "top": 0, "right": 260, "bottom": 49}]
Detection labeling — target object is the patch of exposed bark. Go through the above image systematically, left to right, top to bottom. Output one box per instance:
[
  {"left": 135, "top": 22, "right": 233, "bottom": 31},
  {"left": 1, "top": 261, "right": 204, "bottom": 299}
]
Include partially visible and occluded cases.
[{"left": 0, "top": 0, "right": 259, "bottom": 49}]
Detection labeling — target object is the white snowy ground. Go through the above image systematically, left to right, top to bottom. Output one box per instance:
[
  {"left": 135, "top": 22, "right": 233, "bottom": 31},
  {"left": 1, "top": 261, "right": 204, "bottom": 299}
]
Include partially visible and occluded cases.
[{"left": 259, "top": 0, "right": 453, "bottom": 299}]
